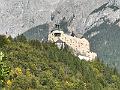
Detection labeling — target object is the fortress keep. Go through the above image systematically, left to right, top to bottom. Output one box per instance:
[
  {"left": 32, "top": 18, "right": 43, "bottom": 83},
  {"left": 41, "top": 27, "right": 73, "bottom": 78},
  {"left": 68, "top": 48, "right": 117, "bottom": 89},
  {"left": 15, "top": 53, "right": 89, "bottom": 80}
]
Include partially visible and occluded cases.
[{"left": 48, "top": 25, "right": 97, "bottom": 61}]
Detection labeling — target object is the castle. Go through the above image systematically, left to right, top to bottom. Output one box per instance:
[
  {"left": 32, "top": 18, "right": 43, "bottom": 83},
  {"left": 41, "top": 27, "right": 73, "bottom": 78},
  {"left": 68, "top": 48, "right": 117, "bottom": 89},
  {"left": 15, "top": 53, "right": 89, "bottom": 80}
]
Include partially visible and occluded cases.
[{"left": 48, "top": 25, "right": 97, "bottom": 61}]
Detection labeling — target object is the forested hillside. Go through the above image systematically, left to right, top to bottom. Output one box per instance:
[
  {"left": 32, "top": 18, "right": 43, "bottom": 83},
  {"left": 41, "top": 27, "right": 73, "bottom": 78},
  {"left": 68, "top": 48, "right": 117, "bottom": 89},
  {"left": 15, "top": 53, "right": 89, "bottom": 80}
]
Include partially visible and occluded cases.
[{"left": 0, "top": 35, "right": 120, "bottom": 90}]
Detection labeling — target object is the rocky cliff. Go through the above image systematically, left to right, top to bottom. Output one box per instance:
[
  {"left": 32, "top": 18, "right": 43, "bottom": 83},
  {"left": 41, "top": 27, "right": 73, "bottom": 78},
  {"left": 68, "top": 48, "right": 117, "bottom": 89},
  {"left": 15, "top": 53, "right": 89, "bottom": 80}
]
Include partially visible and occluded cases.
[
  {"left": 0, "top": 0, "right": 60, "bottom": 37},
  {"left": 51, "top": 0, "right": 109, "bottom": 33},
  {"left": 52, "top": 0, "right": 120, "bottom": 34}
]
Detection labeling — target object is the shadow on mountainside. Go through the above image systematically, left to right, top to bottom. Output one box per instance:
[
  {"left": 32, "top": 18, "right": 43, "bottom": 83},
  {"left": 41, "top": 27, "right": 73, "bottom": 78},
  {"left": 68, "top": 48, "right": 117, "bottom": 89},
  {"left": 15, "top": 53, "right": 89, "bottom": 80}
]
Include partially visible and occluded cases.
[
  {"left": 83, "top": 19, "right": 120, "bottom": 72},
  {"left": 23, "top": 23, "right": 49, "bottom": 41}
]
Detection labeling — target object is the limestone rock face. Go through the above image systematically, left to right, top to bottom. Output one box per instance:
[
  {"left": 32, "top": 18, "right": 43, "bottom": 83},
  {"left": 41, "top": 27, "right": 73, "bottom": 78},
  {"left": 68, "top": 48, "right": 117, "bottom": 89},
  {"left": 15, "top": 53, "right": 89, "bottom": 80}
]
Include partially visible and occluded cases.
[
  {"left": 0, "top": 0, "right": 59, "bottom": 37},
  {"left": 52, "top": 0, "right": 120, "bottom": 34},
  {"left": 52, "top": 0, "right": 109, "bottom": 32}
]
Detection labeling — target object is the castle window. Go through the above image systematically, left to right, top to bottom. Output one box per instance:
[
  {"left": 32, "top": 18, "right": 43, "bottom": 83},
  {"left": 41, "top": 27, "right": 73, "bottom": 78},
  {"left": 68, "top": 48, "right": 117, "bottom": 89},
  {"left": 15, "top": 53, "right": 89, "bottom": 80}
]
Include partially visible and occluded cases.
[{"left": 54, "top": 33, "right": 61, "bottom": 37}]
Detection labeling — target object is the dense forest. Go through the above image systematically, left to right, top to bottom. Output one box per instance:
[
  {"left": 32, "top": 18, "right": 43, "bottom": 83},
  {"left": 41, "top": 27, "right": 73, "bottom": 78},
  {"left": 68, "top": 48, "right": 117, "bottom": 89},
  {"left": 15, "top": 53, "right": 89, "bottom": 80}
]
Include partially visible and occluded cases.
[{"left": 0, "top": 35, "right": 120, "bottom": 90}]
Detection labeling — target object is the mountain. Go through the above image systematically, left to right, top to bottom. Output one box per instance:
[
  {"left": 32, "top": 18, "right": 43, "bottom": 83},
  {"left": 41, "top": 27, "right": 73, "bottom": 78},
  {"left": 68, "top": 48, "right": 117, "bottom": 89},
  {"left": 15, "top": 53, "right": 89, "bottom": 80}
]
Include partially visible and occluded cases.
[
  {"left": 0, "top": 0, "right": 60, "bottom": 37},
  {"left": 0, "top": 0, "right": 119, "bottom": 37},
  {"left": 51, "top": 0, "right": 110, "bottom": 33},
  {"left": 52, "top": 0, "right": 120, "bottom": 33},
  {"left": 82, "top": 1, "right": 120, "bottom": 72},
  {"left": 83, "top": 13, "right": 120, "bottom": 72}
]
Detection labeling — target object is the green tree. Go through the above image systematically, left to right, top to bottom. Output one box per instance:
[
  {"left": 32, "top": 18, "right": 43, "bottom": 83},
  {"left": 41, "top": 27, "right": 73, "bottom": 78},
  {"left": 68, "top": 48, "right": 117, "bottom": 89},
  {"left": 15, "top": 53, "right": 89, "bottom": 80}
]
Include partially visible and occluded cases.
[
  {"left": 15, "top": 34, "right": 27, "bottom": 43},
  {"left": 0, "top": 35, "right": 10, "bottom": 47},
  {"left": 0, "top": 52, "right": 10, "bottom": 88}
]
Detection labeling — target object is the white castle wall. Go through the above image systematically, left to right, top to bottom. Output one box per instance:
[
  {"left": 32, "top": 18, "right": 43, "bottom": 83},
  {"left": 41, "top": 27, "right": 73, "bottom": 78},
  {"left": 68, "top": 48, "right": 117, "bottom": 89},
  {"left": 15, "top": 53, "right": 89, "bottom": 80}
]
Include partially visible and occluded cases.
[{"left": 48, "top": 30, "right": 97, "bottom": 61}]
